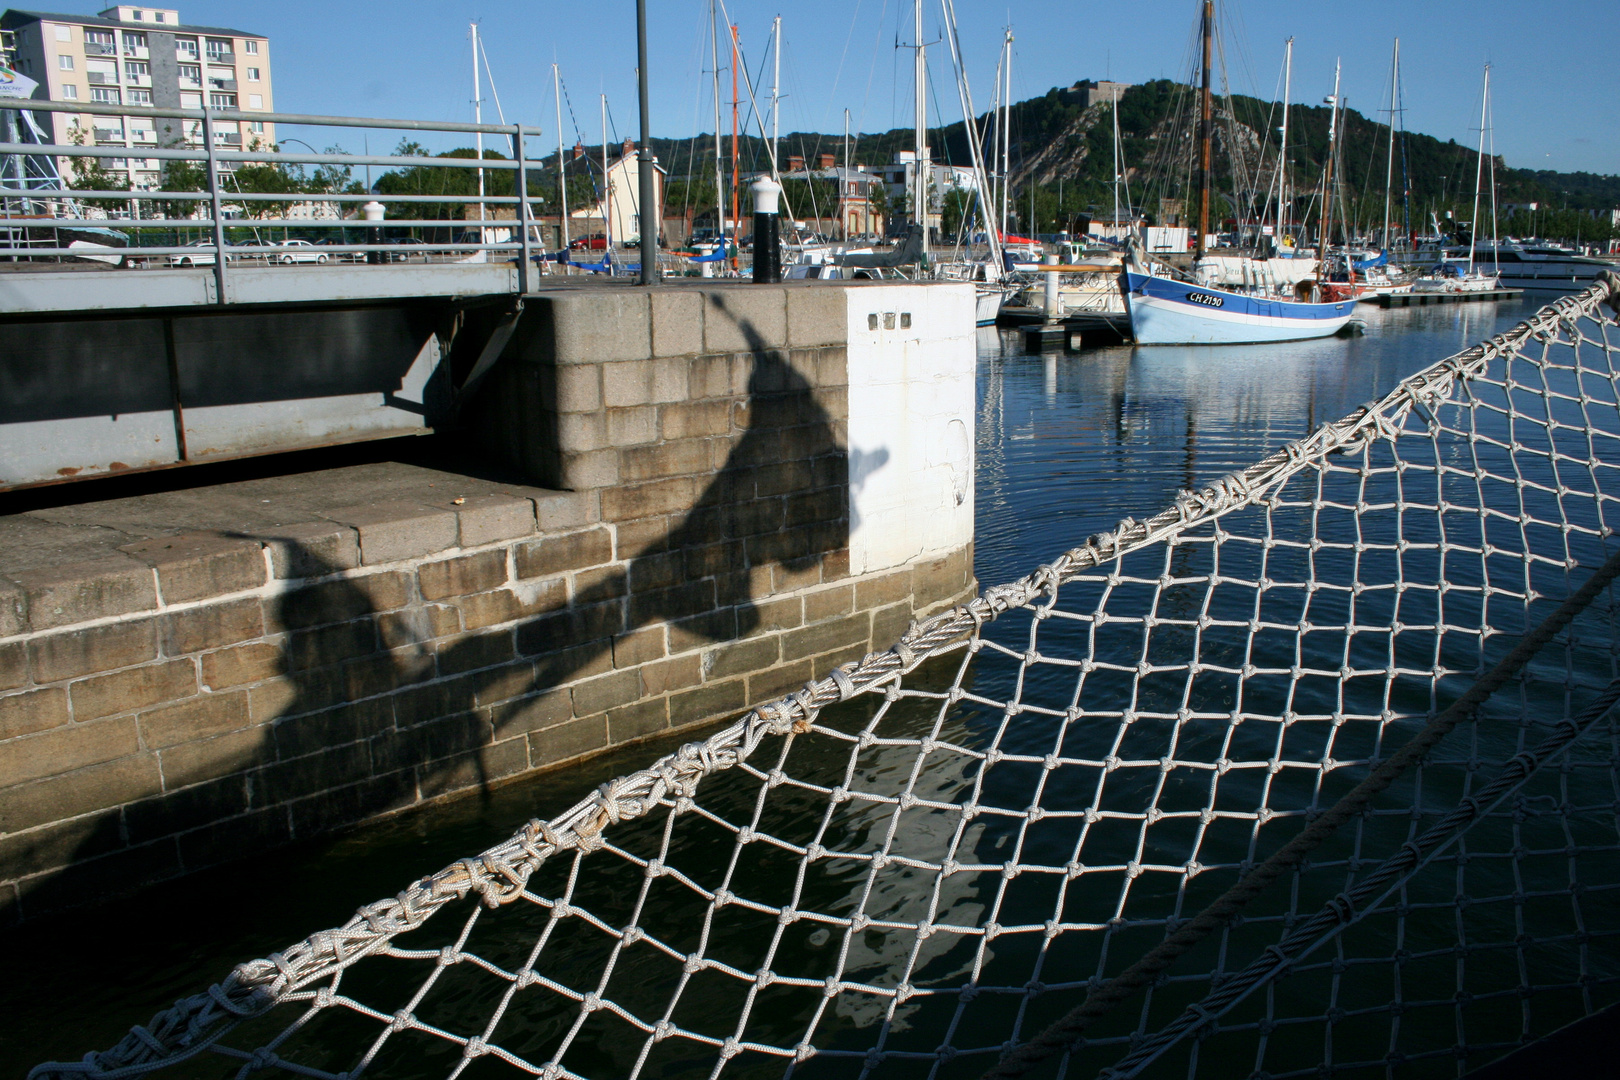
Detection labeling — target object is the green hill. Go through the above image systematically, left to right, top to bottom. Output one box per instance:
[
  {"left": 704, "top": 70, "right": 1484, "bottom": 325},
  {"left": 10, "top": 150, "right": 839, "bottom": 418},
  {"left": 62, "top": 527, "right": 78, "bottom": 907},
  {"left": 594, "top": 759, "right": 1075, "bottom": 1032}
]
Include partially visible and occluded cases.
[{"left": 640, "top": 78, "right": 1617, "bottom": 244}]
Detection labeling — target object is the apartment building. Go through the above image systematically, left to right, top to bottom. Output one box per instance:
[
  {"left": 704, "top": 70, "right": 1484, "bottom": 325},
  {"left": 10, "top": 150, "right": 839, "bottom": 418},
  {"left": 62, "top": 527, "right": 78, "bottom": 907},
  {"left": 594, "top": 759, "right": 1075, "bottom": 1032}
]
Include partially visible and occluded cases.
[{"left": 0, "top": 6, "right": 273, "bottom": 190}]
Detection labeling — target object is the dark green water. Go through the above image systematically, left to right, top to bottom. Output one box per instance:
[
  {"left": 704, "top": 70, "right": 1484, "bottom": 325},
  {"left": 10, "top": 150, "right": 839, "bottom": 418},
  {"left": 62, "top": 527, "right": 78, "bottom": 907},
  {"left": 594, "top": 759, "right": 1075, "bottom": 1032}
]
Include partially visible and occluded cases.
[{"left": 10, "top": 297, "right": 1618, "bottom": 1080}]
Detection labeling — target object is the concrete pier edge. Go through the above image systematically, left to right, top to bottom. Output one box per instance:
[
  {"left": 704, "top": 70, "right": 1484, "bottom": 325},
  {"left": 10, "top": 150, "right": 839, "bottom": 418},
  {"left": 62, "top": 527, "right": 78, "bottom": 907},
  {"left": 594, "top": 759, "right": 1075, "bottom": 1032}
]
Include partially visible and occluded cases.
[{"left": 0, "top": 280, "right": 978, "bottom": 921}]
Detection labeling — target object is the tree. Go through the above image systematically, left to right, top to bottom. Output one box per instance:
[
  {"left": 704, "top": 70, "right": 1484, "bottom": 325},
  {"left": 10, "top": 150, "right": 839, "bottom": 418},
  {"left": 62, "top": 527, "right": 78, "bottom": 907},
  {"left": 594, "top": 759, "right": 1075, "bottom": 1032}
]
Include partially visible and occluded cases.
[
  {"left": 64, "top": 122, "right": 131, "bottom": 215},
  {"left": 373, "top": 143, "right": 519, "bottom": 230},
  {"left": 229, "top": 144, "right": 304, "bottom": 220},
  {"left": 306, "top": 145, "right": 356, "bottom": 198},
  {"left": 158, "top": 156, "right": 208, "bottom": 221},
  {"left": 866, "top": 180, "right": 889, "bottom": 233},
  {"left": 940, "top": 188, "right": 974, "bottom": 237}
]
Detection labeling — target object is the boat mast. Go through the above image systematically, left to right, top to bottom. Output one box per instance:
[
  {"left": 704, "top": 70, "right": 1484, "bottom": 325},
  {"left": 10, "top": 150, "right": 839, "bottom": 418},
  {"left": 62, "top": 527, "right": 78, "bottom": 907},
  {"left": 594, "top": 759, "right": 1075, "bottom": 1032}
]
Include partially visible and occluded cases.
[
  {"left": 711, "top": 0, "right": 724, "bottom": 262},
  {"left": 914, "top": 0, "right": 928, "bottom": 262},
  {"left": 939, "top": 0, "right": 1001, "bottom": 271},
  {"left": 1195, "top": 0, "right": 1212, "bottom": 259},
  {"left": 770, "top": 15, "right": 781, "bottom": 173},
  {"left": 471, "top": 23, "right": 484, "bottom": 229},
  {"left": 730, "top": 23, "right": 740, "bottom": 266},
  {"left": 1000, "top": 29, "right": 1011, "bottom": 243},
  {"left": 1279, "top": 37, "right": 1291, "bottom": 242},
  {"left": 1381, "top": 38, "right": 1398, "bottom": 251},
  {"left": 1317, "top": 59, "right": 1340, "bottom": 285},
  {"left": 553, "top": 63, "right": 569, "bottom": 261},
  {"left": 1468, "top": 63, "right": 1489, "bottom": 275},
  {"left": 1487, "top": 70, "right": 1498, "bottom": 273},
  {"left": 1111, "top": 85, "right": 1121, "bottom": 238},
  {"left": 601, "top": 94, "right": 610, "bottom": 253},
  {"left": 843, "top": 108, "right": 851, "bottom": 240}
]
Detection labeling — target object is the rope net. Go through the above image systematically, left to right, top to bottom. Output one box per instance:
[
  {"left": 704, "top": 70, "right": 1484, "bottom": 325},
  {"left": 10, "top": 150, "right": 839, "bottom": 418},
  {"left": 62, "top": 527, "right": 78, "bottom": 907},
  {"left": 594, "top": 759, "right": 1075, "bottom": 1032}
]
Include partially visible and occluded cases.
[{"left": 35, "top": 277, "right": 1620, "bottom": 1080}]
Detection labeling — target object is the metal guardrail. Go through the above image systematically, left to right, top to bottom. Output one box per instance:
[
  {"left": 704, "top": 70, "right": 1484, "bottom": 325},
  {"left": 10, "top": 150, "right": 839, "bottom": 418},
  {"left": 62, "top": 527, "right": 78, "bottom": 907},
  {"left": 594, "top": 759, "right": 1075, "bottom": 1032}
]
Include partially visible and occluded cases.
[{"left": 0, "top": 99, "right": 597, "bottom": 298}]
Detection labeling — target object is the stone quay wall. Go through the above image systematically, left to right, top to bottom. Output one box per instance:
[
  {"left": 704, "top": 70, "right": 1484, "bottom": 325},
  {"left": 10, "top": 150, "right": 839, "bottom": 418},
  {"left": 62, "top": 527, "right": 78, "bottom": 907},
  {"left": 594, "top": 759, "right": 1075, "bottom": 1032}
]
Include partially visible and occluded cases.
[{"left": 0, "top": 280, "right": 978, "bottom": 921}]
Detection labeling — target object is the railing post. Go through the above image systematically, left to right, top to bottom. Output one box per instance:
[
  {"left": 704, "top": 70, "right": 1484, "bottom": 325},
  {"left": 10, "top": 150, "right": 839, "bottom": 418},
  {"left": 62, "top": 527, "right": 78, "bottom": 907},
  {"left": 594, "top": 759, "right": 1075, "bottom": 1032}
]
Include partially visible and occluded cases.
[
  {"left": 201, "top": 109, "right": 227, "bottom": 304},
  {"left": 514, "top": 125, "right": 531, "bottom": 294}
]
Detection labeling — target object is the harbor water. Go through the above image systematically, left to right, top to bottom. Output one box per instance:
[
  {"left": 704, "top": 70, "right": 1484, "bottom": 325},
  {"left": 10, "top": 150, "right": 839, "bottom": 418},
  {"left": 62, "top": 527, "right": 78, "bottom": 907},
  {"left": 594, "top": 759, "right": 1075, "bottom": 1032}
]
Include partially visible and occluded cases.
[{"left": 7, "top": 296, "right": 1579, "bottom": 1078}]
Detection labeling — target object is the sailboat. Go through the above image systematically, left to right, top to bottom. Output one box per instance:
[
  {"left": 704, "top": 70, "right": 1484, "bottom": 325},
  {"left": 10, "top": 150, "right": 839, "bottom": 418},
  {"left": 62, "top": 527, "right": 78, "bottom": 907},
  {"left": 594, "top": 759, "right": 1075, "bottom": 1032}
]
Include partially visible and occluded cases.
[
  {"left": 1120, "top": 4, "right": 1357, "bottom": 345},
  {"left": 1413, "top": 63, "right": 1500, "bottom": 294}
]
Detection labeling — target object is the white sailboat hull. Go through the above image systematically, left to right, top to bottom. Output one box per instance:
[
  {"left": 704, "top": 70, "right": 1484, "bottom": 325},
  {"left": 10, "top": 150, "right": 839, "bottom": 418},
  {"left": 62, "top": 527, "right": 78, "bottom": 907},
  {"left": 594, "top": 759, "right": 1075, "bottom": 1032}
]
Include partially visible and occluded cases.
[{"left": 1124, "top": 273, "right": 1358, "bottom": 345}]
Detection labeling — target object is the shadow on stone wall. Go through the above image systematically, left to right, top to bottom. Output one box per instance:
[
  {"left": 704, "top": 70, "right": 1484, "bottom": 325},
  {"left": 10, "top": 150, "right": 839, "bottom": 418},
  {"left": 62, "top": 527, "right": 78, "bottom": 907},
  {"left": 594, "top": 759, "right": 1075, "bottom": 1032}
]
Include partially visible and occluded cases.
[{"left": 26, "top": 299, "right": 851, "bottom": 917}]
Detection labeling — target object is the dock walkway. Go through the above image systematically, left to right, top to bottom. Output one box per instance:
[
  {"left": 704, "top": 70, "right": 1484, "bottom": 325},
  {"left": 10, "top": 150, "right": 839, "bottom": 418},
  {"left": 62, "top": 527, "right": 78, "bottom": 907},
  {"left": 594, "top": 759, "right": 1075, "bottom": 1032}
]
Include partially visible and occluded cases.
[{"left": 1379, "top": 287, "right": 1523, "bottom": 307}]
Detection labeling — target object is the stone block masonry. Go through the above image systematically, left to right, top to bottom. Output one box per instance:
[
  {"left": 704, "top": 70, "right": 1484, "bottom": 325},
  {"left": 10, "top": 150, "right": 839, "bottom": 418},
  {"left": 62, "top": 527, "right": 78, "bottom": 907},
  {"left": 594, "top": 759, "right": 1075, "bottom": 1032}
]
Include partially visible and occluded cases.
[{"left": 0, "top": 280, "right": 978, "bottom": 921}]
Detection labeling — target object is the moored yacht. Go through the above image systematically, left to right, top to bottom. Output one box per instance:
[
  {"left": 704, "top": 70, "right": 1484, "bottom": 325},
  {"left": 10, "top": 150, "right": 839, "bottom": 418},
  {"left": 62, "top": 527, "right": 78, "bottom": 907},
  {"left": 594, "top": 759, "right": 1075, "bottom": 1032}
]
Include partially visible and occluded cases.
[{"left": 1467, "top": 242, "right": 1613, "bottom": 294}]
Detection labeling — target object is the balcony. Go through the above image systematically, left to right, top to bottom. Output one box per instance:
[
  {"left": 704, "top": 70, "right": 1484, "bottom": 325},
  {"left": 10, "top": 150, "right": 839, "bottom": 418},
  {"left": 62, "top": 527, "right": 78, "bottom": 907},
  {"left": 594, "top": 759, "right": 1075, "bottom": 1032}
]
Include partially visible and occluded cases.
[
  {"left": 84, "top": 42, "right": 116, "bottom": 56},
  {"left": 121, "top": 45, "right": 149, "bottom": 59},
  {"left": 205, "top": 50, "right": 235, "bottom": 64},
  {"left": 87, "top": 72, "right": 117, "bottom": 85},
  {"left": 125, "top": 75, "right": 153, "bottom": 88},
  {"left": 179, "top": 75, "right": 202, "bottom": 88},
  {"left": 206, "top": 78, "right": 237, "bottom": 91},
  {"left": 92, "top": 130, "right": 125, "bottom": 144},
  {"left": 213, "top": 133, "right": 242, "bottom": 147}
]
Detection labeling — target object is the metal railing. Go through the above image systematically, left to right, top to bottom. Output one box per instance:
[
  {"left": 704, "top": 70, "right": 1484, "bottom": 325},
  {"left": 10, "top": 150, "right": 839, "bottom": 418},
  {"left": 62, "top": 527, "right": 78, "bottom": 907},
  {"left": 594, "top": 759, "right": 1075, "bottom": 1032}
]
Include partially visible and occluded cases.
[{"left": 0, "top": 98, "right": 583, "bottom": 297}]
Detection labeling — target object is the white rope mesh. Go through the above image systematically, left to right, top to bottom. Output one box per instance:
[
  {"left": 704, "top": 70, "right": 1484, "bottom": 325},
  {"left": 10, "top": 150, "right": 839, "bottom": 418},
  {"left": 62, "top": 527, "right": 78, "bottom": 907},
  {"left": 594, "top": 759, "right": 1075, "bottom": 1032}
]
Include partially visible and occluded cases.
[{"left": 32, "top": 276, "right": 1620, "bottom": 1080}]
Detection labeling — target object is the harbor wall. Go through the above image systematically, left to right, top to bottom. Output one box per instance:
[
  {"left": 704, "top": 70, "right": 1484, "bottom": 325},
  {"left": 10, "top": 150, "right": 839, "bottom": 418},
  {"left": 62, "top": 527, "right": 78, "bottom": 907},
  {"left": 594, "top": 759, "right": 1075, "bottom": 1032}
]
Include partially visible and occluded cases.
[{"left": 0, "top": 281, "right": 977, "bottom": 921}]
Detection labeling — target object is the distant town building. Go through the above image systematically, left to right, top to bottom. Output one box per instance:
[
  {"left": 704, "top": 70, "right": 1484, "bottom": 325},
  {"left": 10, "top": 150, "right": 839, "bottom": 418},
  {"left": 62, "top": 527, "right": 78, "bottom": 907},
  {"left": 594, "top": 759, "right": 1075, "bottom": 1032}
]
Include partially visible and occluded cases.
[
  {"left": 0, "top": 6, "right": 273, "bottom": 191},
  {"left": 1068, "top": 79, "right": 1132, "bottom": 110},
  {"left": 572, "top": 139, "right": 665, "bottom": 243},
  {"left": 869, "top": 151, "right": 977, "bottom": 235},
  {"left": 775, "top": 152, "right": 884, "bottom": 236}
]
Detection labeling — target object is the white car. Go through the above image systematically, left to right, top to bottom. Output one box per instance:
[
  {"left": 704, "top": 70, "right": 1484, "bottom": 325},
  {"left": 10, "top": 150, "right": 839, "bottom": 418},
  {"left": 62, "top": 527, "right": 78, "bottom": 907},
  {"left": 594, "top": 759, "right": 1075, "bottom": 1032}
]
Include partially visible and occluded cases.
[
  {"left": 167, "top": 238, "right": 235, "bottom": 266},
  {"left": 271, "top": 239, "right": 330, "bottom": 264}
]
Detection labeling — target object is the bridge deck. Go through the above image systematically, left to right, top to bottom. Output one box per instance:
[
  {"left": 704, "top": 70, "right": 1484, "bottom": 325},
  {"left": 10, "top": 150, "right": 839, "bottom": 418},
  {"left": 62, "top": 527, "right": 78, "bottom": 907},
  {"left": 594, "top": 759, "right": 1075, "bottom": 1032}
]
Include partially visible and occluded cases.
[{"left": 0, "top": 262, "right": 524, "bottom": 314}]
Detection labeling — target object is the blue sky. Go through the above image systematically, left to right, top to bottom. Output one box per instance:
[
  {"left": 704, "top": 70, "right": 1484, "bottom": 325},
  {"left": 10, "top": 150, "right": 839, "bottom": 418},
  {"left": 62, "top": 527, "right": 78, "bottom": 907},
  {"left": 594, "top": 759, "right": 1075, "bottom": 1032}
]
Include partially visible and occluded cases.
[{"left": 119, "top": 1, "right": 1620, "bottom": 174}]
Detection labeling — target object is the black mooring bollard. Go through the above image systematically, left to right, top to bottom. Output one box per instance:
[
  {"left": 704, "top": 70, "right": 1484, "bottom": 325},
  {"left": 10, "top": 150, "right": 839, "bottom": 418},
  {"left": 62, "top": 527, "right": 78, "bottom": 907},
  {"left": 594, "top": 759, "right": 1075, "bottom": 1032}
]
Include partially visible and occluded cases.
[{"left": 751, "top": 176, "right": 782, "bottom": 284}]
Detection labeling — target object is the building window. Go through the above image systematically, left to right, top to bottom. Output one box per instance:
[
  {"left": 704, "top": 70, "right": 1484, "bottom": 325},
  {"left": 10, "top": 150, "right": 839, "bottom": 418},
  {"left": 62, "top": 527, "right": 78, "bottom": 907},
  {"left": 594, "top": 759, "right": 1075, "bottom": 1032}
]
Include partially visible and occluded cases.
[
  {"left": 132, "top": 8, "right": 143, "bottom": 18},
  {"left": 154, "top": 12, "right": 164, "bottom": 22},
  {"left": 54, "top": 25, "right": 70, "bottom": 41},
  {"left": 123, "top": 32, "right": 147, "bottom": 51},
  {"left": 205, "top": 38, "right": 231, "bottom": 61},
  {"left": 177, "top": 39, "right": 198, "bottom": 59},
  {"left": 244, "top": 40, "right": 259, "bottom": 55},
  {"left": 58, "top": 54, "right": 74, "bottom": 70},
  {"left": 125, "top": 61, "right": 150, "bottom": 79},
  {"left": 178, "top": 63, "right": 201, "bottom": 85},
  {"left": 246, "top": 67, "right": 260, "bottom": 81},
  {"left": 61, "top": 84, "right": 79, "bottom": 100},
  {"left": 91, "top": 87, "right": 120, "bottom": 104},
  {"left": 128, "top": 89, "right": 153, "bottom": 105},
  {"left": 181, "top": 91, "right": 202, "bottom": 109},
  {"left": 209, "top": 92, "right": 236, "bottom": 108},
  {"left": 248, "top": 94, "right": 263, "bottom": 109},
  {"left": 249, "top": 120, "right": 265, "bottom": 133}
]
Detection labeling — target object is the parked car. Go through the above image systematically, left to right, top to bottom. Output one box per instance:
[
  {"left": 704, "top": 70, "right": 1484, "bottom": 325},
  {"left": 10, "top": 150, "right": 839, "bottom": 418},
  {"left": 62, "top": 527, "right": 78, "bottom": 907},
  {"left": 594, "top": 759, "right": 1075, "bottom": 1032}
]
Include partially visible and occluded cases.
[
  {"left": 569, "top": 233, "right": 609, "bottom": 251},
  {"left": 385, "top": 237, "right": 430, "bottom": 262},
  {"left": 312, "top": 238, "right": 362, "bottom": 263},
  {"left": 167, "top": 239, "right": 235, "bottom": 267},
  {"left": 270, "top": 239, "right": 330, "bottom": 265}
]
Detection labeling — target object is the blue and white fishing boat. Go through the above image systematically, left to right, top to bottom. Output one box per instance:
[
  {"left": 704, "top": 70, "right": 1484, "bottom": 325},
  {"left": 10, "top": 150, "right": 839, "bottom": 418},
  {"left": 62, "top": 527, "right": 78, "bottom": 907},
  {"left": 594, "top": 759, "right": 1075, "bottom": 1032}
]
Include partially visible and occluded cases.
[
  {"left": 1121, "top": 15, "right": 1358, "bottom": 346},
  {"left": 1121, "top": 271, "right": 1358, "bottom": 344}
]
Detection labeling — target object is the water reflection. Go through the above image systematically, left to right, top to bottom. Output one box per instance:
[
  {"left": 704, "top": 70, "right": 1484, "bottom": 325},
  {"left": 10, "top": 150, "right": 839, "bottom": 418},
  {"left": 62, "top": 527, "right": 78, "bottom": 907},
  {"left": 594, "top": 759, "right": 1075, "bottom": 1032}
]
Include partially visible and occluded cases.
[{"left": 976, "top": 299, "right": 1545, "bottom": 591}]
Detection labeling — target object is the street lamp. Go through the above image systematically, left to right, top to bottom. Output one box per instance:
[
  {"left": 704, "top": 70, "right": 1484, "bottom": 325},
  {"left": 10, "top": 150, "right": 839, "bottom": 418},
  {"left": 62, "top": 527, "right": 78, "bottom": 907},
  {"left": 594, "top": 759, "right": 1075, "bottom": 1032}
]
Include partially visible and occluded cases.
[{"left": 277, "top": 137, "right": 335, "bottom": 243}]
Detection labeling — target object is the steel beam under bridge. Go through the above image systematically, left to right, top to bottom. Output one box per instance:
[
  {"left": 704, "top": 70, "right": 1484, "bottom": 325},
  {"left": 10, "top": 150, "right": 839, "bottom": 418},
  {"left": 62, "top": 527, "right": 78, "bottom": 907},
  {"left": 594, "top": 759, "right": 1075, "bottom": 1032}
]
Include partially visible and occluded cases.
[{"left": 0, "top": 265, "right": 528, "bottom": 490}]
